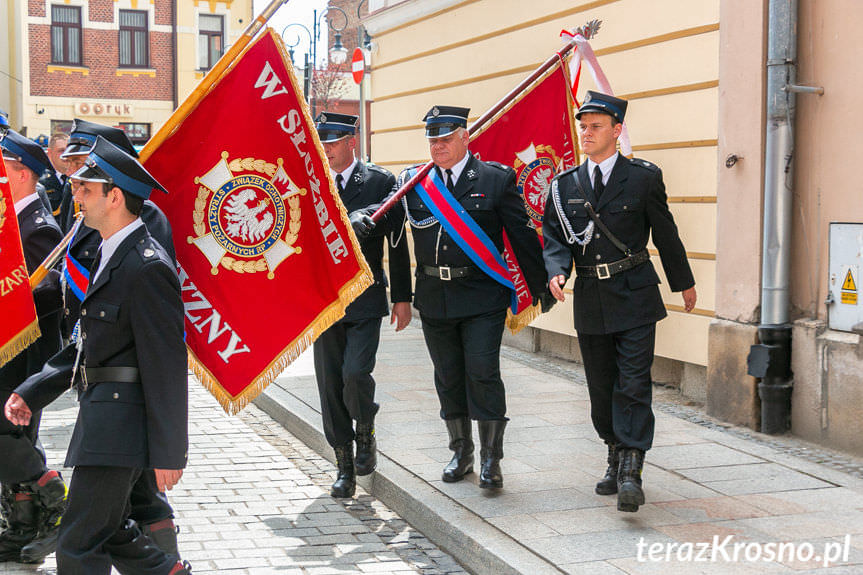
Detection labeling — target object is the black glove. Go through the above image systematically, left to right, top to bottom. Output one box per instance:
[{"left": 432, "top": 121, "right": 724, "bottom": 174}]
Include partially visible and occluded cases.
[
  {"left": 349, "top": 211, "right": 375, "bottom": 240},
  {"left": 533, "top": 291, "right": 557, "bottom": 314}
]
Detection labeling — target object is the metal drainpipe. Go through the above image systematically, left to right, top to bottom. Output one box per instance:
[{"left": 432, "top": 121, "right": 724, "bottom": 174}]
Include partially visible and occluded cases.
[{"left": 749, "top": 0, "right": 798, "bottom": 434}]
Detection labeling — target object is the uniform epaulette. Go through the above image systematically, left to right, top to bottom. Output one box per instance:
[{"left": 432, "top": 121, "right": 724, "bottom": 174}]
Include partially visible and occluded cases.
[
  {"left": 629, "top": 157, "right": 660, "bottom": 172},
  {"left": 484, "top": 161, "right": 511, "bottom": 172},
  {"left": 366, "top": 163, "right": 390, "bottom": 175},
  {"left": 552, "top": 165, "right": 578, "bottom": 181},
  {"left": 32, "top": 206, "right": 51, "bottom": 226},
  {"left": 135, "top": 238, "right": 163, "bottom": 262}
]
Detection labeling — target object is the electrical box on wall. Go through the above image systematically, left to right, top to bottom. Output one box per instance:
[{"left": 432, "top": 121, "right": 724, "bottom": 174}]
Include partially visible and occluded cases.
[{"left": 828, "top": 223, "right": 863, "bottom": 332}]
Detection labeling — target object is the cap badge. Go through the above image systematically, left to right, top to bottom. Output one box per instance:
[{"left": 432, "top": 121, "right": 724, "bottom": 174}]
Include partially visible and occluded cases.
[
  {"left": 432, "top": 107, "right": 440, "bottom": 117},
  {"left": 319, "top": 113, "right": 328, "bottom": 124}
]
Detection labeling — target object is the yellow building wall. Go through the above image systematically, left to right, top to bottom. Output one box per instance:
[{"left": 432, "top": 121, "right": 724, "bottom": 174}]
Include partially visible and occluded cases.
[
  {"left": 176, "top": 0, "right": 253, "bottom": 104},
  {"left": 367, "top": 0, "right": 719, "bottom": 367}
]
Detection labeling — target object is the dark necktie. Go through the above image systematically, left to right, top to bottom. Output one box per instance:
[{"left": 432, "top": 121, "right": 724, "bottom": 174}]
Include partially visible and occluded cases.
[
  {"left": 593, "top": 165, "right": 604, "bottom": 200},
  {"left": 445, "top": 169, "right": 455, "bottom": 193},
  {"left": 336, "top": 174, "right": 345, "bottom": 193},
  {"left": 89, "top": 247, "right": 103, "bottom": 289}
]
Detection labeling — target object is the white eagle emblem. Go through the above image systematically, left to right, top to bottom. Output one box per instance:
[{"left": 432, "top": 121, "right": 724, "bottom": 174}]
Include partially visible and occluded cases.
[{"left": 223, "top": 189, "right": 274, "bottom": 243}]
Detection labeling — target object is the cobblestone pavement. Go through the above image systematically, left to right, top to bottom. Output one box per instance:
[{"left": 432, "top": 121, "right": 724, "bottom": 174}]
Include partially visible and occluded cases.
[{"left": 0, "top": 380, "right": 468, "bottom": 575}]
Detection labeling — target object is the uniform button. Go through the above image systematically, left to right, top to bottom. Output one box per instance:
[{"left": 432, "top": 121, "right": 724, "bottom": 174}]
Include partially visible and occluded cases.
[
  {"left": 623, "top": 205, "right": 628, "bottom": 210},
  {"left": 595, "top": 233, "right": 601, "bottom": 239},
  {"left": 139, "top": 239, "right": 145, "bottom": 244},
  {"left": 442, "top": 245, "right": 448, "bottom": 250},
  {"left": 84, "top": 250, "right": 90, "bottom": 256},
  {"left": 595, "top": 254, "right": 602, "bottom": 261},
  {"left": 65, "top": 309, "right": 70, "bottom": 316},
  {"left": 81, "top": 309, "right": 87, "bottom": 316},
  {"left": 99, "top": 311, "right": 105, "bottom": 317},
  {"left": 82, "top": 333, "right": 87, "bottom": 340},
  {"left": 113, "top": 393, "right": 119, "bottom": 399}
]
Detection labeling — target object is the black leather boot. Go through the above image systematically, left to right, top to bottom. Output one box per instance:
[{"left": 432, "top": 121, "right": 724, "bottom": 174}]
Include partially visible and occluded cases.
[
  {"left": 442, "top": 418, "right": 474, "bottom": 483},
  {"left": 478, "top": 420, "right": 506, "bottom": 489},
  {"left": 354, "top": 421, "right": 377, "bottom": 476},
  {"left": 595, "top": 442, "right": 619, "bottom": 495},
  {"left": 330, "top": 444, "right": 356, "bottom": 498},
  {"left": 617, "top": 448, "right": 645, "bottom": 512},
  {"left": 19, "top": 470, "right": 67, "bottom": 563},
  {"left": 0, "top": 487, "right": 38, "bottom": 562},
  {"left": 142, "top": 518, "right": 180, "bottom": 559},
  {"left": 108, "top": 519, "right": 182, "bottom": 575}
]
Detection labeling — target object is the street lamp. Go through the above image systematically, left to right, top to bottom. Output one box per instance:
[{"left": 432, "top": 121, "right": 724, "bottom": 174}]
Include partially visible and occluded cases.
[
  {"left": 282, "top": 8, "right": 349, "bottom": 118},
  {"left": 282, "top": 23, "right": 313, "bottom": 105}
]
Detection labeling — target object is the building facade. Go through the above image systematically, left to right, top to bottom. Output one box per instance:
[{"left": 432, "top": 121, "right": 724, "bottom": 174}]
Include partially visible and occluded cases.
[
  {"left": 1, "top": 0, "right": 252, "bottom": 145},
  {"left": 363, "top": 0, "right": 863, "bottom": 455},
  {"left": 364, "top": 0, "right": 719, "bottom": 394}
]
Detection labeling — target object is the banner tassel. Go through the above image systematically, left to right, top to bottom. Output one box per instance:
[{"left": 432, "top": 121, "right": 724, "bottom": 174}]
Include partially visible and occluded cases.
[{"left": 0, "top": 320, "right": 40, "bottom": 369}]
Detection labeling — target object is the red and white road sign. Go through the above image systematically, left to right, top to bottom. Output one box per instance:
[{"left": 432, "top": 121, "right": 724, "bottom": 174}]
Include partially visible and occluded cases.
[{"left": 352, "top": 48, "right": 365, "bottom": 84}]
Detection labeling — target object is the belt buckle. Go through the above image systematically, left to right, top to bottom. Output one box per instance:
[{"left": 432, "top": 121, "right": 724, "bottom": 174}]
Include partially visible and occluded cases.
[
  {"left": 596, "top": 263, "right": 611, "bottom": 280},
  {"left": 439, "top": 266, "right": 451, "bottom": 281}
]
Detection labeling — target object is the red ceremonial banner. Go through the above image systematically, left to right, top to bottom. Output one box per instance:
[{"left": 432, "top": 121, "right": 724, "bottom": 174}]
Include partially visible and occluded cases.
[
  {"left": 144, "top": 29, "right": 372, "bottom": 413},
  {"left": 470, "top": 61, "right": 579, "bottom": 331},
  {"left": 0, "top": 156, "right": 41, "bottom": 368}
]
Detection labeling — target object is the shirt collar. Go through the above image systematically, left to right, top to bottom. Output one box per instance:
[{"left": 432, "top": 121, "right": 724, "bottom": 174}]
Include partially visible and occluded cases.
[
  {"left": 439, "top": 150, "right": 470, "bottom": 185},
  {"left": 587, "top": 151, "right": 619, "bottom": 186},
  {"left": 337, "top": 157, "right": 358, "bottom": 188},
  {"left": 14, "top": 192, "right": 42, "bottom": 216},
  {"left": 93, "top": 218, "right": 145, "bottom": 282}
]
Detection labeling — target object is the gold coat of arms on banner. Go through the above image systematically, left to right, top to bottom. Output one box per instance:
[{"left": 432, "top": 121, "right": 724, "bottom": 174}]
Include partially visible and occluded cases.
[{"left": 189, "top": 151, "right": 306, "bottom": 279}]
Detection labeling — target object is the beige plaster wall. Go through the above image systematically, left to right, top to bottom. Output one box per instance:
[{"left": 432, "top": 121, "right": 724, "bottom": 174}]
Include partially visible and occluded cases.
[
  {"left": 366, "top": 0, "right": 721, "bottom": 367},
  {"left": 792, "top": 0, "right": 863, "bottom": 321}
]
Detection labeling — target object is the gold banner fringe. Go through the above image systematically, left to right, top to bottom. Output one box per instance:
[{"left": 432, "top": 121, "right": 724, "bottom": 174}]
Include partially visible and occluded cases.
[
  {"left": 162, "top": 29, "right": 375, "bottom": 415},
  {"left": 190, "top": 268, "right": 374, "bottom": 415},
  {"left": 506, "top": 303, "right": 540, "bottom": 335},
  {"left": 0, "top": 319, "right": 41, "bottom": 369}
]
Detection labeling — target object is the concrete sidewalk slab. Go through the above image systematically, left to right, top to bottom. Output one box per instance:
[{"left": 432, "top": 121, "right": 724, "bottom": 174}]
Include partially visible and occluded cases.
[{"left": 258, "top": 323, "right": 863, "bottom": 574}]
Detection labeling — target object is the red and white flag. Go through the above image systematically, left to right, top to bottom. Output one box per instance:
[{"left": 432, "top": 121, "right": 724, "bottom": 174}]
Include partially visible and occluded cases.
[
  {"left": 144, "top": 30, "right": 372, "bottom": 413},
  {"left": 471, "top": 60, "right": 580, "bottom": 332},
  {"left": 0, "top": 156, "right": 40, "bottom": 368}
]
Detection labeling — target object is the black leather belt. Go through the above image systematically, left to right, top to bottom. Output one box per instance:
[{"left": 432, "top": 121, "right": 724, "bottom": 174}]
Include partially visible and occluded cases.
[
  {"left": 575, "top": 249, "right": 650, "bottom": 279},
  {"left": 421, "top": 265, "right": 477, "bottom": 281},
  {"left": 78, "top": 366, "right": 140, "bottom": 387}
]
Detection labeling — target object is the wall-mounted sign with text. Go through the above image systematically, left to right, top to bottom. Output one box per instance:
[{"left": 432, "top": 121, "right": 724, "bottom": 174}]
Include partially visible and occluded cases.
[{"left": 75, "top": 102, "right": 134, "bottom": 117}]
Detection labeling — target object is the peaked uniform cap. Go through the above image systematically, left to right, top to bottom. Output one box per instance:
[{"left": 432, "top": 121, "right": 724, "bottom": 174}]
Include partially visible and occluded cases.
[
  {"left": 576, "top": 90, "right": 628, "bottom": 123},
  {"left": 422, "top": 105, "right": 469, "bottom": 138},
  {"left": 315, "top": 112, "right": 358, "bottom": 143},
  {"left": 62, "top": 119, "right": 138, "bottom": 159},
  {"left": 1, "top": 129, "right": 52, "bottom": 175},
  {"left": 71, "top": 136, "right": 167, "bottom": 199}
]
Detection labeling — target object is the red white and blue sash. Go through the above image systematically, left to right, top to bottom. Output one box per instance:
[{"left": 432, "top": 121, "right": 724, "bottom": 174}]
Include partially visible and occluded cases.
[
  {"left": 410, "top": 167, "right": 518, "bottom": 312},
  {"left": 63, "top": 241, "right": 89, "bottom": 302}
]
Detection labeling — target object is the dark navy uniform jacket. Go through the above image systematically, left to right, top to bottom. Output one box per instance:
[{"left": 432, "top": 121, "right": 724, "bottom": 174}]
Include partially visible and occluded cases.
[
  {"left": 379, "top": 153, "right": 546, "bottom": 319},
  {"left": 542, "top": 155, "right": 694, "bottom": 335},
  {"left": 340, "top": 162, "right": 411, "bottom": 321},
  {"left": 38, "top": 171, "right": 65, "bottom": 216},
  {"left": 0, "top": 200, "right": 63, "bottom": 392},
  {"left": 62, "top": 201, "right": 175, "bottom": 338},
  {"left": 16, "top": 225, "right": 188, "bottom": 470}
]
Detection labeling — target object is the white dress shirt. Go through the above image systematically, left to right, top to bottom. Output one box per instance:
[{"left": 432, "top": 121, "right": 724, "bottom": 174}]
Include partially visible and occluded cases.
[
  {"left": 438, "top": 150, "right": 470, "bottom": 187},
  {"left": 587, "top": 151, "right": 620, "bottom": 189},
  {"left": 336, "top": 157, "right": 358, "bottom": 190},
  {"left": 14, "top": 192, "right": 42, "bottom": 216},
  {"left": 92, "top": 218, "right": 144, "bottom": 284}
]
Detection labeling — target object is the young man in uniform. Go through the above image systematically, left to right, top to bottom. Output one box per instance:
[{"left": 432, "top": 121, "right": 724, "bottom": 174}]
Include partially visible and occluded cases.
[
  {"left": 543, "top": 91, "right": 697, "bottom": 512},
  {"left": 354, "top": 106, "right": 549, "bottom": 490},
  {"left": 313, "top": 112, "right": 412, "bottom": 497},
  {"left": 58, "top": 120, "right": 182, "bottom": 557},
  {"left": 0, "top": 130, "right": 66, "bottom": 564},
  {"left": 5, "top": 137, "right": 190, "bottom": 574}
]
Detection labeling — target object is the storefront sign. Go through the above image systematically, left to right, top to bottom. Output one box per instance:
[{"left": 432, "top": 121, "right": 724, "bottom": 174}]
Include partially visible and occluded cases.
[{"left": 75, "top": 102, "right": 134, "bottom": 117}]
